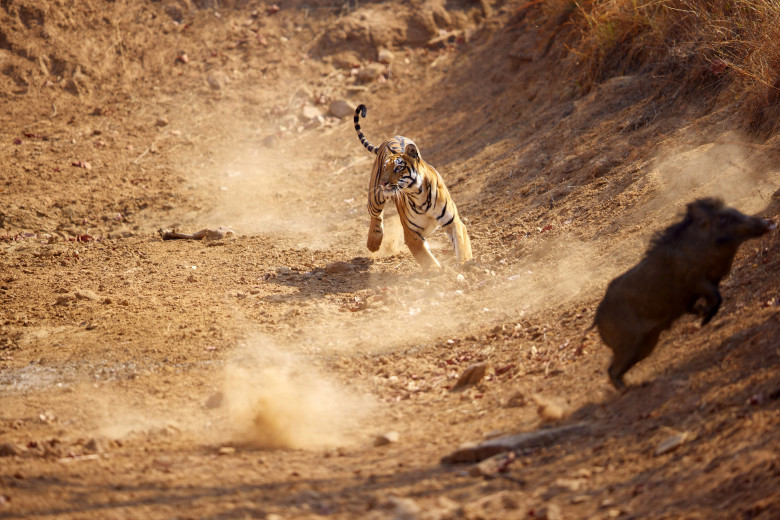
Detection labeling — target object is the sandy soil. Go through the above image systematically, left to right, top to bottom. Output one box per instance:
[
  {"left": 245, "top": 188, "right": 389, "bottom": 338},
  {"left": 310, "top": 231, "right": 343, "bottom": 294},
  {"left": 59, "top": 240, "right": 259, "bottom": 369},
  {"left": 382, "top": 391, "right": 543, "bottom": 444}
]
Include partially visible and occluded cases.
[{"left": 1, "top": 1, "right": 779, "bottom": 519}]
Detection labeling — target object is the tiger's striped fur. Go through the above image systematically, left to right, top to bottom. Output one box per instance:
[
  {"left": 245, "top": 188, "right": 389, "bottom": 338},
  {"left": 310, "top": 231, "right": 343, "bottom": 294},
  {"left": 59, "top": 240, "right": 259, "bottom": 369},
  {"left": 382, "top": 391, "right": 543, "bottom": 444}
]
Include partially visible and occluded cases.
[{"left": 354, "top": 104, "right": 473, "bottom": 271}]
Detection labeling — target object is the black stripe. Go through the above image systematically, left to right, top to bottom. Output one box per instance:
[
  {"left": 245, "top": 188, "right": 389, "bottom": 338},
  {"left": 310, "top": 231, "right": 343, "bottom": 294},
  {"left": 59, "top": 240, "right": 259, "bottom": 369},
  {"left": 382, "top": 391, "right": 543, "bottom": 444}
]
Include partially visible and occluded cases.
[
  {"left": 437, "top": 201, "right": 448, "bottom": 220},
  {"left": 442, "top": 215, "right": 455, "bottom": 227},
  {"left": 406, "top": 217, "right": 424, "bottom": 230}
]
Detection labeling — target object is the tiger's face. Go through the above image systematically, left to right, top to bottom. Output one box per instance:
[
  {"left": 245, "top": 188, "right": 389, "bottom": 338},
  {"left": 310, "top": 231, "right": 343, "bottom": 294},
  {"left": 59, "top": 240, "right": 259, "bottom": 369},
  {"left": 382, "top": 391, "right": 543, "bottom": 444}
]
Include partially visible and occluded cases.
[{"left": 378, "top": 144, "right": 421, "bottom": 197}]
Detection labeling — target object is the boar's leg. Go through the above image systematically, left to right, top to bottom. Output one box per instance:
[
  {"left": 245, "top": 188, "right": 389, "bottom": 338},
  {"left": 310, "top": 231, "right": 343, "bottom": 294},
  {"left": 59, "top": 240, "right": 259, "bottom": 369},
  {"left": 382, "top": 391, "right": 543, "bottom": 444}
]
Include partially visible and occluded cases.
[
  {"left": 695, "top": 281, "right": 722, "bottom": 326},
  {"left": 607, "top": 328, "right": 662, "bottom": 390}
]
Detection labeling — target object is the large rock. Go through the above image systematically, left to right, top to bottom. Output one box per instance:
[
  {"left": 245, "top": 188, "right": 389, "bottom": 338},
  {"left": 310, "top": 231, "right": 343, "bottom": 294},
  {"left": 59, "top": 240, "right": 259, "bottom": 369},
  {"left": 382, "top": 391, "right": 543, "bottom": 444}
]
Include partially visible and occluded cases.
[{"left": 441, "top": 423, "right": 592, "bottom": 464}]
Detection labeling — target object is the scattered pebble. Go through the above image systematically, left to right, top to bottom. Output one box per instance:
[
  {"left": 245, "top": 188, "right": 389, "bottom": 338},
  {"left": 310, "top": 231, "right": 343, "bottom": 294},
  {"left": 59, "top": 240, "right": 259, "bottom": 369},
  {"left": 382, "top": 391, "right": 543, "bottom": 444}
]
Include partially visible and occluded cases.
[
  {"left": 378, "top": 48, "right": 394, "bottom": 64},
  {"left": 357, "top": 63, "right": 385, "bottom": 83},
  {"left": 301, "top": 105, "right": 324, "bottom": 122},
  {"left": 325, "top": 261, "right": 354, "bottom": 274},
  {"left": 450, "top": 362, "right": 489, "bottom": 392},
  {"left": 205, "top": 392, "right": 224, "bottom": 409},
  {"left": 534, "top": 395, "right": 565, "bottom": 422},
  {"left": 373, "top": 430, "right": 400, "bottom": 447},
  {"left": 654, "top": 431, "right": 688, "bottom": 456},
  {"left": 83, "top": 438, "right": 109, "bottom": 453},
  {"left": 0, "top": 443, "right": 24, "bottom": 457},
  {"left": 468, "top": 450, "right": 516, "bottom": 477},
  {"left": 374, "top": 496, "right": 420, "bottom": 520},
  {"left": 534, "top": 504, "right": 563, "bottom": 520}
]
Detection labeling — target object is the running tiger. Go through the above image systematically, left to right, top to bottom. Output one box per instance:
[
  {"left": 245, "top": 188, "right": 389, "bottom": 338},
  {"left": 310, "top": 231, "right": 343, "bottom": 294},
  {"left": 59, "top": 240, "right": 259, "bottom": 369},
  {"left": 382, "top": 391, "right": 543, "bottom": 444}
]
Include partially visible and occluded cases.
[{"left": 354, "top": 104, "right": 473, "bottom": 271}]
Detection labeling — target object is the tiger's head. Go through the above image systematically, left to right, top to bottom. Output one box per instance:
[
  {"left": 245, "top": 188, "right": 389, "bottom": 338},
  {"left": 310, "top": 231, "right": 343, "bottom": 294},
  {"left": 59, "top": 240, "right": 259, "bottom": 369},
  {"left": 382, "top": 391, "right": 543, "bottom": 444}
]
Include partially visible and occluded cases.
[{"left": 378, "top": 144, "right": 422, "bottom": 198}]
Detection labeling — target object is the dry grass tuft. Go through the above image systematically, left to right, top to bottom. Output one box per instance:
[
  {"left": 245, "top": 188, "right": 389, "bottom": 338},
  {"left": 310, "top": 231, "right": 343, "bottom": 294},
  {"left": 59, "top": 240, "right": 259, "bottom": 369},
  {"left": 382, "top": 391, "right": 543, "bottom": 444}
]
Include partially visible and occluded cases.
[{"left": 531, "top": 0, "right": 780, "bottom": 132}]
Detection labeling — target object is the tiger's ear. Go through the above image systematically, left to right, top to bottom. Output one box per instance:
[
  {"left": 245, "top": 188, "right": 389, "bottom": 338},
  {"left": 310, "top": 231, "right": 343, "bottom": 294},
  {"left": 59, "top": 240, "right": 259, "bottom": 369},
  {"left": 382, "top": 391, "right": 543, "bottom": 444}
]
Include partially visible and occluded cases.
[{"left": 404, "top": 143, "right": 420, "bottom": 160}]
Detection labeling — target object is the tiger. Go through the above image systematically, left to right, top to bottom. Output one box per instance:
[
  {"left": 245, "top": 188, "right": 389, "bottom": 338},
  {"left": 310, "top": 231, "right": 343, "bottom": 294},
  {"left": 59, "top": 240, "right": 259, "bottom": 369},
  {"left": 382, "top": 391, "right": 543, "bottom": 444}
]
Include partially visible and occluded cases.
[{"left": 353, "top": 104, "right": 473, "bottom": 271}]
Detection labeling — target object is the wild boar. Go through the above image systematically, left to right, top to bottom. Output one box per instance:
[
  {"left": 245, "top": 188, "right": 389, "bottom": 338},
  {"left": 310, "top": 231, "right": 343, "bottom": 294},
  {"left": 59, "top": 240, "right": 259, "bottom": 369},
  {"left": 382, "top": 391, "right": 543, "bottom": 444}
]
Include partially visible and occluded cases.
[{"left": 594, "top": 197, "right": 774, "bottom": 390}]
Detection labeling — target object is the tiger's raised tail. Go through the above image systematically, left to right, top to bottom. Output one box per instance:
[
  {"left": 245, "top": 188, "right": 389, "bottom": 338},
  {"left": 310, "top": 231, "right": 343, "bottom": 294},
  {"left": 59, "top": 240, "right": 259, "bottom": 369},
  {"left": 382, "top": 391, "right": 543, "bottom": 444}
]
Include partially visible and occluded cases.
[{"left": 354, "top": 104, "right": 378, "bottom": 154}]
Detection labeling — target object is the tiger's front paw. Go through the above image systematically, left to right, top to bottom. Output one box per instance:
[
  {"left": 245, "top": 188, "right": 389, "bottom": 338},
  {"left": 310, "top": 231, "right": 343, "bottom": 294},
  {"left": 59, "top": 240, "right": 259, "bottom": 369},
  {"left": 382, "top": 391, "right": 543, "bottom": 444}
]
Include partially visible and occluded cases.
[{"left": 367, "top": 229, "right": 383, "bottom": 252}]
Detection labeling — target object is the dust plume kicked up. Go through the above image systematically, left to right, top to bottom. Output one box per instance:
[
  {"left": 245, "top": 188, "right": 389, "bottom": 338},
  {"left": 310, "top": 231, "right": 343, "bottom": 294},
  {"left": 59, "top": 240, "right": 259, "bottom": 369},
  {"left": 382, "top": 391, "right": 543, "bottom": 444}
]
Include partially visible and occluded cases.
[
  {"left": 643, "top": 138, "right": 779, "bottom": 218},
  {"left": 192, "top": 142, "right": 367, "bottom": 250},
  {"left": 220, "top": 336, "right": 373, "bottom": 450}
]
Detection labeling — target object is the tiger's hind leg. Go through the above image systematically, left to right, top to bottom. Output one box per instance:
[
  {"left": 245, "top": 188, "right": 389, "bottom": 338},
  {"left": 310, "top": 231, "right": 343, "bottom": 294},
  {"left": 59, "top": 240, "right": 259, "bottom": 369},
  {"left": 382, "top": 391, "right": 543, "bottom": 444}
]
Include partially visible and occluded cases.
[
  {"left": 367, "top": 216, "right": 384, "bottom": 252},
  {"left": 444, "top": 216, "right": 474, "bottom": 268},
  {"left": 402, "top": 225, "right": 441, "bottom": 271}
]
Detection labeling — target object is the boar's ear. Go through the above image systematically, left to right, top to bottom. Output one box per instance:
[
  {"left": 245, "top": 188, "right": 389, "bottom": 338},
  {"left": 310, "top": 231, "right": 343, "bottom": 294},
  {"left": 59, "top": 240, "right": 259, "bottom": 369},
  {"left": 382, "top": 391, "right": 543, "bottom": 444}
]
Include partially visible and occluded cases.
[
  {"left": 404, "top": 143, "right": 420, "bottom": 160},
  {"left": 688, "top": 198, "right": 719, "bottom": 228}
]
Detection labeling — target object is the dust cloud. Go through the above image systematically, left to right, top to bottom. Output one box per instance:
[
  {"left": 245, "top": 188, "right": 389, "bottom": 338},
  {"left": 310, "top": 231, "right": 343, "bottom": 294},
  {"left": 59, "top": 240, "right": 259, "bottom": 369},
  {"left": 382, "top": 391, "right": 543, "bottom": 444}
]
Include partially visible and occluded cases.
[
  {"left": 642, "top": 139, "right": 780, "bottom": 222},
  {"left": 193, "top": 142, "right": 367, "bottom": 250},
  {"left": 87, "top": 336, "right": 374, "bottom": 450},
  {"left": 220, "top": 336, "right": 374, "bottom": 449}
]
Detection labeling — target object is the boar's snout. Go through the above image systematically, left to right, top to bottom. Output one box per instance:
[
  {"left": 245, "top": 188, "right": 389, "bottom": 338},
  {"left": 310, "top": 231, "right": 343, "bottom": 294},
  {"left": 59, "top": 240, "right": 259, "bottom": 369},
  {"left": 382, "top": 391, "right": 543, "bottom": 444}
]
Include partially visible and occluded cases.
[{"left": 713, "top": 209, "right": 772, "bottom": 243}]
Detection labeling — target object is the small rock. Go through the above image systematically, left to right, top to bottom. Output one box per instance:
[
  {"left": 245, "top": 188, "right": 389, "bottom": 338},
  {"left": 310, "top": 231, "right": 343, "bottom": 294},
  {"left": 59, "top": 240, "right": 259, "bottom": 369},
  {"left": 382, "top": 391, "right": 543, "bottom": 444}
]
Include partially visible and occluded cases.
[
  {"left": 164, "top": 5, "right": 184, "bottom": 22},
  {"left": 377, "top": 48, "right": 394, "bottom": 64},
  {"left": 329, "top": 50, "right": 361, "bottom": 70},
  {"left": 357, "top": 63, "right": 385, "bottom": 83},
  {"left": 207, "top": 73, "right": 229, "bottom": 90},
  {"left": 328, "top": 99, "right": 354, "bottom": 119},
  {"left": 301, "top": 105, "right": 324, "bottom": 122},
  {"left": 278, "top": 114, "right": 299, "bottom": 131},
  {"left": 155, "top": 117, "right": 169, "bottom": 127},
  {"left": 261, "top": 134, "right": 278, "bottom": 147},
  {"left": 325, "top": 261, "right": 354, "bottom": 274},
  {"left": 75, "top": 289, "right": 100, "bottom": 301},
  {"left": 55, "top": 293, "right": 76, "bottom": 306},
  {"left": 450, "top": 362, "right": 489, "bottom": 392},
  {"left": 505, "top": 391, "right": 526, "bottom": 408},
  {"left": 205, "top": 392, "right": 224, "bottom": 409},
  {"left": 534, "top": 395, "right": 565, "bottom": 422},
  {"left": 373, "top": 431, "right": 399, "bottom": 447},
  {"left": 654, "top": 431, "right": 688, "bottom": 456},
  {"left": 83, "top": 437, "right": 109, "bottom": 453},
  {"left": 0, "top": 443, "right": 24, "bottom": 457},
  {"left": 218, "top": 446, "right": 236, "bottom": 455},
  {"left": 468, "top": 451, "right": 516, "bottom": 477},
  {"left": 572, "top": 468, "right": 592, "bottom": 479},
  {"left": 542, "top": 477, "right": 586, "bottom": 499},
  {"left": 376, "top": 496, "right": 420, "bottom": 520},
  {"left": 599, "top": 498, "right": 616, "bottom": 509},
  {"left": 534, "top": 504, "right": 562, "bottom": 520}
]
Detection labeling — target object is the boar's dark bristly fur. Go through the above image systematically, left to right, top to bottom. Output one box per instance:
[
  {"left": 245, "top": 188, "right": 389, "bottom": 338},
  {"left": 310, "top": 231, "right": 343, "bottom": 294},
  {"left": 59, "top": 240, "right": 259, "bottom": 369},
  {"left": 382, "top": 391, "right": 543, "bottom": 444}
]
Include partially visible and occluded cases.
[{"left": 594, "top": 197, "right": 773, "bottom": 391}]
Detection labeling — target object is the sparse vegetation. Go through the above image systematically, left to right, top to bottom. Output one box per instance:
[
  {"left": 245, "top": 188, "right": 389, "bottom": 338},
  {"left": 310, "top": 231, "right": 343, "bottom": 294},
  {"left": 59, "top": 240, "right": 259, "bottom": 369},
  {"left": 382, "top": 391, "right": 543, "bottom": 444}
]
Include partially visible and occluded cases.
[{"left": 534, "top": 0, "right": 780, "bottom": 125}]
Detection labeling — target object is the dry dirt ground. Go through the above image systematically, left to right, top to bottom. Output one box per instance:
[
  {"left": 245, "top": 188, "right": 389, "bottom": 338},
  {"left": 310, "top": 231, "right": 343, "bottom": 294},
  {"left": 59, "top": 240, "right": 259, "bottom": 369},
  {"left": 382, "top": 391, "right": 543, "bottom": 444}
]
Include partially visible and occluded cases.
[{"left": 1, "top": 1, "right": 779, "bottom": 519}]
